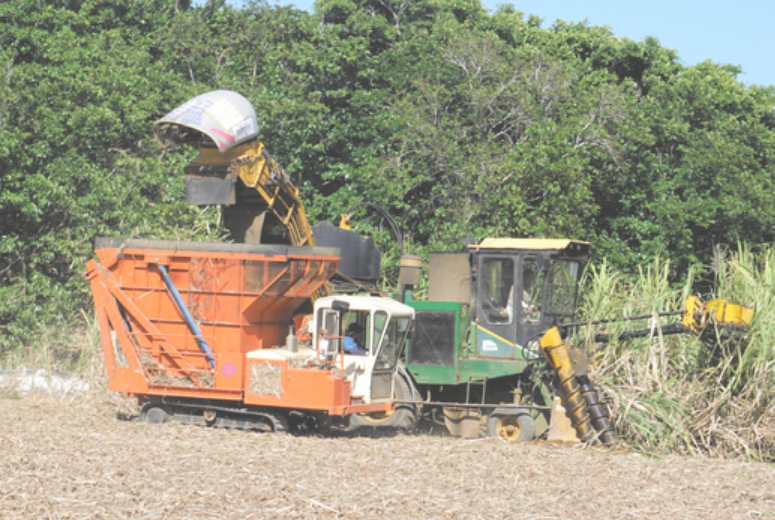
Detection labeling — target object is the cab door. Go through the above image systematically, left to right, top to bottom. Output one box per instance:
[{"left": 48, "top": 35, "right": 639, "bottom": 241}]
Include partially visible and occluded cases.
[
  {"left": 475, "top": 255, "right": 517, "bottom": 358},
  {"left": 516, "top": 256, "right": 546, "bottom": 349},
  {"left": 346, "top": 311, "right": 411, "bottom": 403},
  {"left": 368, "top": 312, "right": 411, "bottom": 401}
]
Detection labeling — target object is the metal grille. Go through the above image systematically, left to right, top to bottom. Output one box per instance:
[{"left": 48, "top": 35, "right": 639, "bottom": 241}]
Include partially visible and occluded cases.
[{"left": 407, "top": 311, "right": 457, "bottom": 367}]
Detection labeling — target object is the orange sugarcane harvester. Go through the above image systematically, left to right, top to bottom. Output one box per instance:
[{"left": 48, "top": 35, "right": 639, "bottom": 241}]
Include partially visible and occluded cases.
[
  {"left": 86, "top": 90, "right": 416, "bottom": 431},
  {"left": 86, "top": 238, "right": 415, "bottom": 431}
]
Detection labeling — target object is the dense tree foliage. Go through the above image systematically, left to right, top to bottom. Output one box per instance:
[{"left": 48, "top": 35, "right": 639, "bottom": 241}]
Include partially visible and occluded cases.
[{"left": 1, "top": 0, "right": 774, "bottom": 351}]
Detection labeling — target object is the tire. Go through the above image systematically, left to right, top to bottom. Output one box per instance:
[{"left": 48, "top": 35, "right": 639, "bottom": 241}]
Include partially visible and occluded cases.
[
  {"left": 349, "top": 374, "right": 418, "bottom": 432},
  {"left": 139, "top": 402, "right": 171, "bottom": 424},
  {"left": 486, "top": 408, "right": 535, "bottom": 442}
]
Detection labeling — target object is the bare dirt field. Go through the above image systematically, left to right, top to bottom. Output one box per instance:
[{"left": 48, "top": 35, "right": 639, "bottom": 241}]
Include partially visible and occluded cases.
[{"left": 2, "top": 393, "right": 775, "bottom": 520}]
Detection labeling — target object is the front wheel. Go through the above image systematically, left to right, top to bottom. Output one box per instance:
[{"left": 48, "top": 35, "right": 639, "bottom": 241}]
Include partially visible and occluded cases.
[
  {"left": 349, "top": 374, "right": 418, "bottom": 432},
  {"left": 486, "top": 408, "right": 535, "bottom": 442}
]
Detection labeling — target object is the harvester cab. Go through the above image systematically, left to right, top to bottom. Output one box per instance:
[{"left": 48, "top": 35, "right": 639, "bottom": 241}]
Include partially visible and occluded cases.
[
  {"left": 400, "top": 238, "right": 604, "bottom": 442},
  {"left": 407, "top": 238, "right": 590, "bottom": 373},
  {"left": 466, "top": 238, "right": 590, "bottom": 358},
  {"left": 313, "top": 296, "right": 414, "bottom": 405}
]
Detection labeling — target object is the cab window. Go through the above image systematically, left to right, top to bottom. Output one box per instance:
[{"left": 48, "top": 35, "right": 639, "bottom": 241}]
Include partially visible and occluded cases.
[
  {"left": 480, "top": 257, "right": 514, "bottom": 324},
  {"left": 520, "top": 258, "right": 543, "bottom": 324},
  {"left": 545, "top": 260, "right": 582, "bottom": 326},
  {"left": 374, "top": 314, "right": 410, "bottom": 371}
]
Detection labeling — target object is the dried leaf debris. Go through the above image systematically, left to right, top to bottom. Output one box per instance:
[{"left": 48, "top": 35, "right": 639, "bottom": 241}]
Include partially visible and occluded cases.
[{"left": 1, "top": 394, "right": 774, "bottom": 519}]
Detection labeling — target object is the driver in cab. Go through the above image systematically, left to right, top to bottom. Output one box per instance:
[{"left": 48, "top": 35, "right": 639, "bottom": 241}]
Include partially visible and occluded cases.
[{"left": 343, "top": 323, "right": 368, "bottom": 355}]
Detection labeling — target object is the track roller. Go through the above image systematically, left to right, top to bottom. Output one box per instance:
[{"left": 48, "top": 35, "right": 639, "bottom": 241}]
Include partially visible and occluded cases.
[{"left": 139, "top": 400, "right": 289, "bottom": 434}]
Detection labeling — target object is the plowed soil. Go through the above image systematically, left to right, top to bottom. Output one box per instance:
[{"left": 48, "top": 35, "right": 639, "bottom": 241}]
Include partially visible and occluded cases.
[{"left": 2, "top": 393, "right": 774, "bottom": 519}]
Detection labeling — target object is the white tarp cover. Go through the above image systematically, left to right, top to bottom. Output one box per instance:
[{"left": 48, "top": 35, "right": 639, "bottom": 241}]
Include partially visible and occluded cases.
[{"left": 153, "top": 90, "right": 259, "bottom": 152}]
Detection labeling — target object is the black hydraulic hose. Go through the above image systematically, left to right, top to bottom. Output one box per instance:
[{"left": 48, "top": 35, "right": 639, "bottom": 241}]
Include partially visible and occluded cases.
[
  {"left": 345, "top": 202, "right": 404, "bottom": 256},
  {"left": 558, "top": 310, "right": 689, "bottom": 346},
  {"left": 590, "top": 321, "right": 689, "bottom": 344}
]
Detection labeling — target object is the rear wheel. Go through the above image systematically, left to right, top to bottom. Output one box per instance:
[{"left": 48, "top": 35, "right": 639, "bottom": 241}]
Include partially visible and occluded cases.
[
  {"left": 349, "top": 374, "right": 418, "bottom": 432},
  {"left": 486, "top": 408, "right": 535, "bottom": 442}
]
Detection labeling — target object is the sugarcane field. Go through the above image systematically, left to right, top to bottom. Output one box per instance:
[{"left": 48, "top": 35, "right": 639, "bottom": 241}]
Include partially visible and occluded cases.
[
  {"left": 4, "top": 2, "right": 775, "bottom": 519},
  {"left": 2, "top": 389, "right": 775, "bottom": 520}
]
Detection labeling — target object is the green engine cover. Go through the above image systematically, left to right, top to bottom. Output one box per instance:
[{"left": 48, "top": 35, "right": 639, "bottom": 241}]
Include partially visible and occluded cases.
[{"left": 405, "top": 301, "right": 532, "bottom": 385}]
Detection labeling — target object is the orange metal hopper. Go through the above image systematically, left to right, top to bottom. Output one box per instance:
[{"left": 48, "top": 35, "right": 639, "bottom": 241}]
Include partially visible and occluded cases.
[{"left": 85, "top": 238, "right": 390, "bottom": 416}]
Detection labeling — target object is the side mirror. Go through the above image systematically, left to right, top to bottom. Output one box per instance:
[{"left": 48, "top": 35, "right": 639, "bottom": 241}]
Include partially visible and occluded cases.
[{"left": 406, "top": 323, "right": 415, "bottom": 340}]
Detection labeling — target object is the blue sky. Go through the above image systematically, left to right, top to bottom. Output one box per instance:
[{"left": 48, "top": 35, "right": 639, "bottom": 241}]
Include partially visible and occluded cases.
[{"left": 273, "top": 0, "right": 774, "bottom": 88}]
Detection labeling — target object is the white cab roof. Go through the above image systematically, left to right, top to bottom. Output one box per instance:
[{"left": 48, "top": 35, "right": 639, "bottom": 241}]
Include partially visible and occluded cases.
[{"left": 315, "top": 295, "right": 415, "bottom": 317}]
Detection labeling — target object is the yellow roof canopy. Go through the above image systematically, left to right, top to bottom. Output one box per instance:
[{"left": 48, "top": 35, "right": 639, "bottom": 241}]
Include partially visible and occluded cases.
[{"left": 470, "top": 238, "right": 591, "bottom": 252}]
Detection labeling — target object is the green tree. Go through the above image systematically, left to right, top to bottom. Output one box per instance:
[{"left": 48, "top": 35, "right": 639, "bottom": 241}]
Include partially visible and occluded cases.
[
  {"left": 0, "top": 0, "right": 216, "bottom": 350},
  {"left": 1, "top": 0, "right": 774, "bottom": 356}
]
